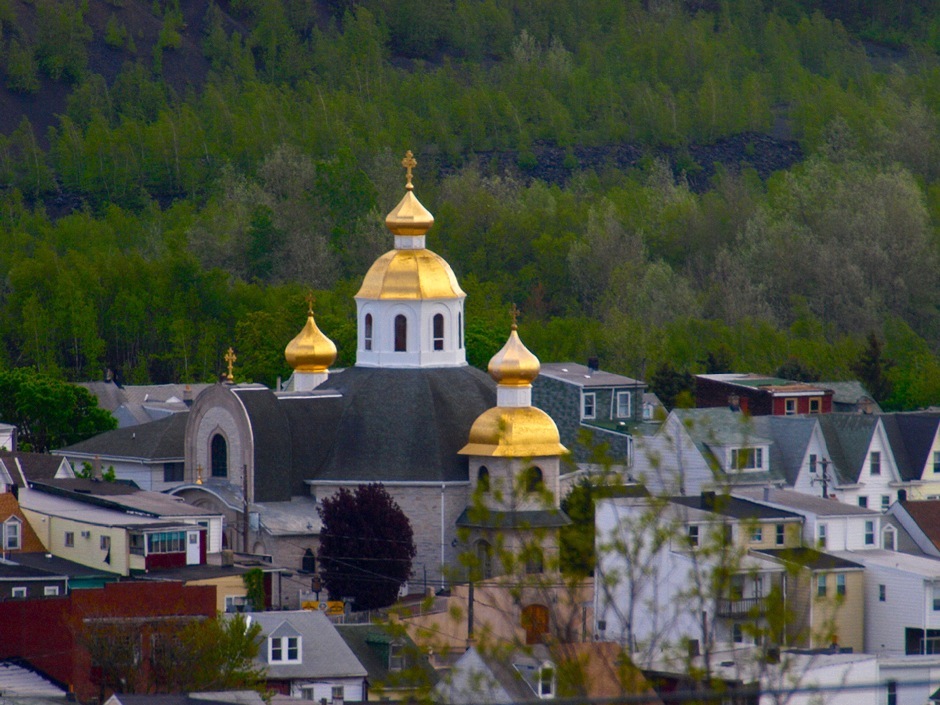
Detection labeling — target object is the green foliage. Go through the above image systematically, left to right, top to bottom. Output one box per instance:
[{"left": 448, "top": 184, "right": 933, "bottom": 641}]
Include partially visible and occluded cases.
[
  {"left": 35, "top": 0, "right": 91, "bottom": 82},
  {"left": 104, "top": 15, "right": 128, "bottom": 49},
  {"left": 4, "top": 38, "right": 40, "bottom": 93},
  {"left": 853, "top": 332, "right": 894, "bottom": 405},
  {"left": 0, "top": 368, "right": 116, "bottom": 452},
  {"left": 242, "top": 568, "right": 266, "bottom": 610}
]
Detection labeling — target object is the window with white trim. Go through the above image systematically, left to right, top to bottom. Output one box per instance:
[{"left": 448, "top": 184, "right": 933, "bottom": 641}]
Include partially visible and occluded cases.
[
  {"left": 364, "top": 314, "right": 373, "bottom": 351},
  {"left": 432, "top": 314, "right": 445, "bottom": 351},
  {"left": 616, "top": 391, "right": 632, "bottom": 418},
  {"left": 581, "top": 392, "right": 596, "bottom": 420},
  {"left": 809, "top": 397, "right": 821, "bottom": 414},
  {"left": 785, "top": 398, "right": 796, "bottom": 415},
  {"left": 731, "top": 447, "right": 764, "bottom": 471},
  {"left": 870, "top": 451, "right": 881, "bottom": 475},
  {"left": 934, "top": 451, "right": 940, "bottom": 474},
  {"left": 882, "top": 495, "right": 890, "bottom": 511},
  {"left": 4, "top": 516, "right": 21, "bottom": 550},
  {"left": 865, "top": 520, "right": 875, "bottom": 545},
  {"left": 817, "top": 523, "right": 827, "bottom": 549},
  {"left": 688, "top": 525, "right": 699, "bottom": 547},
  {"left": 750, "top": 526, "right": 762, "bottom": 543},
  {"left": 64, "top": 532, "right": 74, "bottom": 547},
  {"left": 836, "top": 573, "right": 846, "bottom": 596},
  {"left": 817, "top": 574, "right": 827, "bottom": 597},
  {"left": 44, "top": 585, "right": 60, "bottom": 596},
  {"left": 932, "top": 585, "right": 940, "bottom": 611},
  {"left": 11, "top": 586, "right": 26, "bottom": 598},
  {"left": 269, "top": 636, "right": 301, "bottom": 663},
  {"left": 538, "top": 662, "right": 555, "bottom": 699},
  {"left": 331, "top": 686, "right": 344, "bottom": 700}
]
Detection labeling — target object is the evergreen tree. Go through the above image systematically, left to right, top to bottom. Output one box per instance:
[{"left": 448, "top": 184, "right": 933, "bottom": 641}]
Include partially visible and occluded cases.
[{"left": 852, "top": 332, "right": 894, "bottom": 404}]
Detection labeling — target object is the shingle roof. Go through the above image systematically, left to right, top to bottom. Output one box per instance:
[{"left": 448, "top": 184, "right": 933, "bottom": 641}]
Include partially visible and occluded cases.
[
  {"left": 539, "top": 363, "right": 644, "bottom": 388},
  {"left": 55, "top": 412, "right": 187, "bottom": 462},
  {"left": 882, "top": 413, "right": 940, "bottom": 482},
  {"left": 815, "top": 414, "right": 879, "bottom": 483},
  {"left": 750, "top": 416, "right": 817, "bottom": 486},
  {"left": 0, "top": 451, "right": 71, "bottom": 487},
  {"left": 734, "top": 488, "right": 880, "bottom": 517},
  {"left": 670, "top": 494, "right": 801, "bottom": 521},
  {"left": 897, "top": 500, "right": 940, "bottom": 552},
  {"left": 454, "top": 508, "right": 571, "bottom": 529},
  {"left": 754, "top": 547, "right": 864, "bottom": 571},
  {"left": 9, "top": 552, "right": 119, "bottom": 580},
  {"left": 335, "top": 624, "right": 437, "bottom": 690}
]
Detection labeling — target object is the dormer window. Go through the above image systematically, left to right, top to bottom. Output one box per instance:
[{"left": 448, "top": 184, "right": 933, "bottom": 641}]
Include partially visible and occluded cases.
[
  {"left": 730, "top": 447, "right": 764, "bottom": 471},
  {"left": 4, "top": 516, "right": 22, "bottom": 550},
  {"left": 269, "top": 635, "right": 301, "bottom": 663},
  {"left": 389, "top": 641, "right": 404, "bottom": 671},
  {"left": 539, "top": 662, "right": 555, "bottom": 699}
]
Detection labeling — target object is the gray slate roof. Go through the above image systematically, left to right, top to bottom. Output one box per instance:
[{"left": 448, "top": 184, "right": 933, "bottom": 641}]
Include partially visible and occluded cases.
[
  {"left": 539, "top": 362, "right": 644, "bottom": 388},
  {"left": 819, "top": 381, "right": 881, "bottom": 412},
  {"left": 55, "top": 412, "right": 188, "bottom": 462},
  {"left": 882, "top": 413, "right": 940, "bottom": 482},
  {"left": 816, "top": 414, "right": 879, "bottom": 484},
  {"left": 749, "top": 416, "right": 817, "bottom": 486},
  {"left": 0, "top": 451, "right": 72, "bottom": 487},
  {"left": 242, "top": 610, "right": 367, "bottom": 680},
  {"left": 335, "top": 625, "right": 437, "bottom": 691},
  {"left": 0, "top": 660, "right": 66, "bottom": 698}
]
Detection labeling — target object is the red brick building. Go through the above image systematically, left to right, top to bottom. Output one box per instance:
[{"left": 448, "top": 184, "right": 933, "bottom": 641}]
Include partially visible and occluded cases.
[{"left": 695, "top": 373, "right": 834, "bottom": 416}]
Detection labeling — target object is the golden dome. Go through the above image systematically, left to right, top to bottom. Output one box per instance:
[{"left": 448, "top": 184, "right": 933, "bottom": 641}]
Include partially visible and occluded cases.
[
  {"left": 385, "top": 189, "right": 434, "bottom": 237},
  {"left": 356, "top": 249, "right": 466, "bottom": 300},
  {"left": 284, "top": 310, "right": 337, "bottom": 373},
  {"left": 488, "top": 325, "right": 540, "bottom": 387},
  {"left": 460, "top": 406, "right": 567, "bottom": 458}
]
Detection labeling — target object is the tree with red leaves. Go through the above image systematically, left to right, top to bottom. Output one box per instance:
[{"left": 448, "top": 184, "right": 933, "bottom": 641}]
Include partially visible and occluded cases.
[{"left": 317, "top": 483, "right": 416, "bottom": 611}]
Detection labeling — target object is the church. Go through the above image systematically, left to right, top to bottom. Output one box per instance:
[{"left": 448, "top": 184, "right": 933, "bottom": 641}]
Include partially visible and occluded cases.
[{"left": 170, "top": 153, "right": 570, "bottom": 591}]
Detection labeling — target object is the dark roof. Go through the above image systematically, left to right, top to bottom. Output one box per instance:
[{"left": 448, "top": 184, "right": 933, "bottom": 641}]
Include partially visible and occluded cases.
[
  {"left": 311, "top": 366, "right": 495, "bottom": 484},
  {"left": 231, "top": 387, "right": 294, "bottom": 503},
  {"left": 55, "top": 412, "right": 188, "bottom": 461},
  {"left": 883, "top": 413, "right": 940, "bottom": 482},
  {"left": 816, "top": 414, "right": 879, "bottom": 483},
  {"left": 750, "top": 416, "right": 818, "bottom": 486},
  {"left": 0, "top": 451, "right": 68, "bottom": 487},
  {"left": 34, "top": 478, "right": 138, "bottom": 495},
  {"left": 670, "top": 494, "right": 801, "bottom": 521},
  {"left": 897, "top": 500, "right": 940, "bottom": 551},
  {"left": 455, "top": 508, "right": 571, "bottom": 529},
  {"left": 754, "top": 547, "right": 864, "bottom": 571},
  {"left": 8, "top": 552, "right": 119, "bottom": 580},
  {"left": 0, "top": 561, "right": 68, "bottom": 581},
  {"left": 132, "top": 563, "right": 250, "bottom": 581},
  {"left": 335, "top": 624, "right": 437, "bottom": 690}
]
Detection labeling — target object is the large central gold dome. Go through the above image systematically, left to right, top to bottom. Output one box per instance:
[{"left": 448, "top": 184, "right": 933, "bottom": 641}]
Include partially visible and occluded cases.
[{"left": 356, "top": 249, "right": 466, "bottom": 300}]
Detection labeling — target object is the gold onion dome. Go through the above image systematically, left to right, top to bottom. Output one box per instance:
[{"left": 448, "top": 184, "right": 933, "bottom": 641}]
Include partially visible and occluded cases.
[
  {"left": 385, "top": 149, "right": 434, "bottom": 237},
  {"left": 284, "top": 307, "right": 337, "bottom": 373},
  {"left": 488, "top": 324, "right": 540, "bottom": 387},
  {"left": 462, "top": 407, "right": 566, "bottom": 458}
]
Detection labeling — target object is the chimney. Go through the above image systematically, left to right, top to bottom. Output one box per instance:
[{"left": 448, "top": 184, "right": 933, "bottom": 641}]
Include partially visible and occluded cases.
[
  {"left": 587, "top": 356, "right": 599, "bottom": 372},
  {"left": 183, "top": 385, "right": 193, "bottom": 406},
  {"left": 221, "top": 549, "right": 235, "bottom": 567}
]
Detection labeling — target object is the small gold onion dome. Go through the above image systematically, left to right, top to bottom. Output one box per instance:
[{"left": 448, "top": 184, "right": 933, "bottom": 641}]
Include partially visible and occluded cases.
[
  {"left": 385, "top": 189, "right": 434, "bottom": 237},
  {"left": 284, "top": 309, "right": 337, "bottom": 373},
  {"left": 488, "top": 324, "right": 540, "bottom": 387},
  {"left": 460, "top": 407, "right": 567, "bottom": 458}
]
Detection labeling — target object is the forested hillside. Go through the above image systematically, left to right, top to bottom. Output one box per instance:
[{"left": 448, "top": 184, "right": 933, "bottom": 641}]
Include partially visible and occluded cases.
[{"left": 1, "top": 0, "right": 939, "bottom": 410}]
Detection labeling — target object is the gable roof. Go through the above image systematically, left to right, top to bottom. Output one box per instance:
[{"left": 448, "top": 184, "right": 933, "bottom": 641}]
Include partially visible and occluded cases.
[
  {"left": 539, "top": 363, "right": 644, "bottom": 389},
  {"left": 55, "top": 412, "right": 188, "bottom": 462},
  {"left": 882, "top": 413, "right": 940, "bottom": 482},
  {"left": 815, "top": 414, "right": 880, "bottom": 484},
  {"left": 749, "top": 416, "right": 818, "bottom": 486},
  {"left": 0, "top": 451, "right": 72, "bottom": 487},
  {"left": 29, "top": 479, "right": 214, "bottom": 519},
  {"left": 894, "top": 500, "right": 940, "bottom": 553},
  {"left": 244, "top": 610, "right": 367, "bottom": 680},
  {"left": 335, "top": 624, "right": 437, "bottom": 692}
]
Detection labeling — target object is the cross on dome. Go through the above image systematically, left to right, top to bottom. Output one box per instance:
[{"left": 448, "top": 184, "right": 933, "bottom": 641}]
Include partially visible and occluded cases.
[
  {"left": 401, "top": 150, "right": 417, "bottom": 190},
  {"left": 224, "top": 347, "right": 236, "bottom": 382}
]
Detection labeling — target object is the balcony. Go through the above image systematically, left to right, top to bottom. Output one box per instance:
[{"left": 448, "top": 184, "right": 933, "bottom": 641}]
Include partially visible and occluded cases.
[{"left": 716, "top": 596, "right": 769, "bottom": 618}]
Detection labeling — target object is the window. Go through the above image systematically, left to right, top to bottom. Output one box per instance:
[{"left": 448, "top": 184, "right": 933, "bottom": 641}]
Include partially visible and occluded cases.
[
  {"left": 458, "top": 312, "right": 463, "bottom": 348},
  {"left": 364, "top": 313, "right": 373, "bottom": 351},
  {"left": 432, "top": 313, "right": 444, "bottom": 351},
  {"left": 394, "top": 314, "right": 407, "bottom": 352},
  {"left": 616, "top": 391, "right": 632, "bottom": 418},
  {"left": 582, "top": 392, "right": 596, "bottom": 420},
  {"left": 809, "top": 397, "right": 821, "bottom": 414},
  {"left": 785, "top": 398, "right": 796, "bottom": 415},
  {"left": 211, "top": 433, "right": 227, "bottom": 478},
  {"left": 731, "top": 447, "right": 763, "bottom": 471},
  {"left": 870, "top": 451, "right": 881, "bottom": 476},
  {"left": 934, "top": 451, "right": 940, "bottom": 474},
  {"left": 809, "top": 454, "right": 817, "bottom": 474},
  {"left": 163, "top": 462, "right": 184, "bottom": 482},
  {"left": 477, "top": 466, "right": 490, "bottom": 493},
  {"left": 525, "top": 466, "right": 543, "bottom": 493},
  {"left": 882, "top": 495, "right": 890, "bottom": 511},
  {"left": 858, "top": 496, "right": 869, "bottom": 508},
  {"left": 4, "top": 517, "right": 21, "bottom": 550},
  {"left": 865, "top": 521, "right": 875, "bottom": 545},
  {"left": 776, "top": 524, "right": 785, "bottom": 546},
  {"left": 818, "top": 524, "right": 827, "bottom": 549},
  {"left": 688, "top": 525, "right": 700, "bottom": 547},
  {"left": 751, "top": 526, "right": 763, "bottom": 543},
  {"left": 883, "top": 526, "right": 897, "bottom": 551},
  {"left": 64, "top": 531, "right": 74, "bottom": 547},
  {"left": 147, "top": 531, "right": 186, "bottom": 554},
  {"left": 100, "top": 536, "right": 111, "bottom": 551},
  {"left": 525, "top": 548, "right": 544, "bottom": 575},
  {"left": 817, "top": 574, "right": 827, "bottom": 597},
  {"left": 837, "top": 574, "right": 846, "bottom": 597},
  {"left": 753, "top": 575, "right": 764, "bottom": 597},
  {"left": 879, "top": 584, "right": 886, "bottom": 602},
  {"left": 44, "top": 585, "right": 59, "bottom": 596},
  {"left": 933, "top": 585, "right": 940, "bottom": 611},
  {"left": 11, "top": 586, "right": 26, "bottom": 598},
  {"left": 225, "top": 595, "right": 248, "bottom": 613},
  {"left": 732, "top": 623, "right": 744, "bottom": 643},
  {"left": 269, "top": 636, "right": 301, "bottom": 664},
  {"left": 389, "top": 642, "right": 404, "bottom": 671},
  {"left": 539, "top": 663, "right": 555, "bottom": 699},
  {"left": 887, "top": 680, "right": 897, "bottom": 705},
  {"left": 331, "top": 686, "right": 344, "bottom": 701},
  {"left": 301, "top": 687, "right": 315, "bottom": 701}
]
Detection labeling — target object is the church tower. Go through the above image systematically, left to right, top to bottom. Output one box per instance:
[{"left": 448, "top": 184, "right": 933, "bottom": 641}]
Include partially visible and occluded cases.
[
  {"left": 355, "top": 151, "right": 467, "bottom": 368},
  {"left": 284, "top": 296, "right": 337, "bottom": 391},
  {"left": 458, "top": 313, "right": 569, "bottom": 578}
]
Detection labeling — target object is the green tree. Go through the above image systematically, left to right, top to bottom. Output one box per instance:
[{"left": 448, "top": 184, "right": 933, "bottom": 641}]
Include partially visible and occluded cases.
[
  {"left": 852, "top": 332, "right": 894, "bottom": 404},
  {"left": 0, "top": 368, "right": 116, "bottom": 452},
  {"left": 318, "top": 483, "right": 416, "bottom": 610}
]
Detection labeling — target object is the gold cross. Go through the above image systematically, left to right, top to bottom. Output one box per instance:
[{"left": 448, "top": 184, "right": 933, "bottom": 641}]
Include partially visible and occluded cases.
[
  {"left": 402, "top": 150, "right": 417, "bottom": 190},
  {"left": 305, "top": 291, "right": 315, "bottom": 315},
  {"left": 509, "top": 303, "right": 520, "bottom": 329},
  {"left": 224, "top": 347, "right": 236, "bottom": 382}
]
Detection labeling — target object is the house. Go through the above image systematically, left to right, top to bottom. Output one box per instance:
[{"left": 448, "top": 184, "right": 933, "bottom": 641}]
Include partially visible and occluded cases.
[
  {"left": 532, "top": 361, "right": 649, "bottom": 467},
  {"left": 695, "top": 373, "right": 834, "bottom": 416},
  {"left": 77, "top": 380, "right": 211, "bottom": 428},
  {"left": 821, "top": 381, "right": 881, "bottom": 414},
  {"left": 54, "top": 412, "right": 189, "bottom": 491},
  {"left": 882, "top": 413, "right": 940, "bottom": 499},
  {"left": 817, "top": 414, "right": 908, "bottom": 510},
  {"left": 748, "top": 416, "right": 833, "bottom": 498},
  {"left": 0, "top": 450, "right": 74, "bottom": 489},
  {"left": 0, "top": 490, "right": 47, "bottom": 554},
  {"left": 594, "top": 492, "right": 806, "bottom": 663},
  {"left": 886, "top": 500, "right": 940, "bottom": 558},
  {"left": 829, "top": 549, "right": 940, "bottom": 655},
  {"left": 5, "top": 551, "right": 118, "bottom": 590},
  {"left": 0, "top": 560, "right": 69, "bottom": 600},
  {"left": 243, "top": 610, "right": 368, "bottom": 700},
  {"left": 336, "top": 624, "right": 438, "bottom": 701},
  {"left": 433, "top": 642, "right": 660, "bottom": 705}
]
